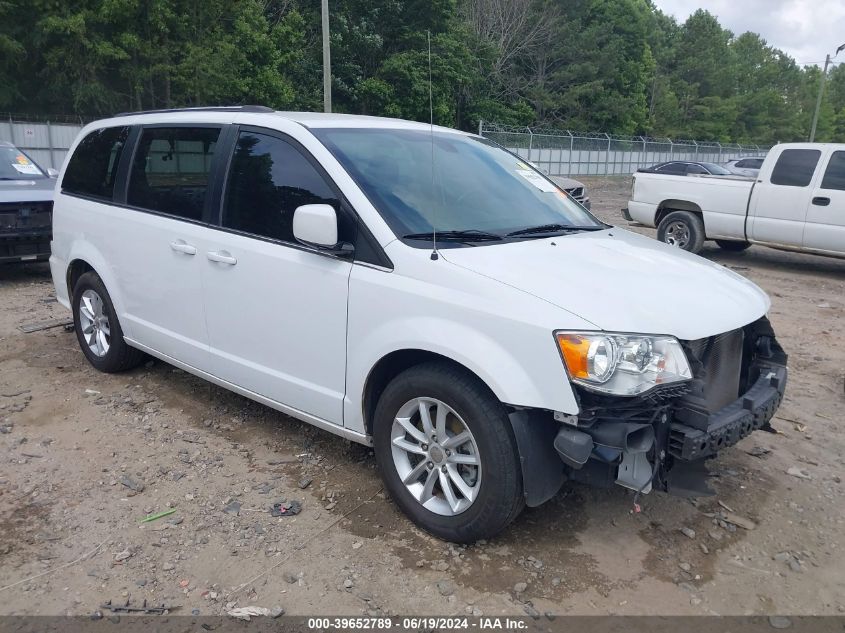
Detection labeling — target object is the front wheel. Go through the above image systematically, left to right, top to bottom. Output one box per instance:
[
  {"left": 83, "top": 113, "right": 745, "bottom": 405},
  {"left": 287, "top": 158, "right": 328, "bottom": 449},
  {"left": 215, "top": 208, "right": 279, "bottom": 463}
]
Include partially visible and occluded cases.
[
  {"left": 657, "top": 210, "right": 705, "bottom": 253},
  {"left": 715, "top": 239, "right": 751, "bottom": 252},
  {"left": 373, "top": 362, "right": 524, "bottom": 542}
]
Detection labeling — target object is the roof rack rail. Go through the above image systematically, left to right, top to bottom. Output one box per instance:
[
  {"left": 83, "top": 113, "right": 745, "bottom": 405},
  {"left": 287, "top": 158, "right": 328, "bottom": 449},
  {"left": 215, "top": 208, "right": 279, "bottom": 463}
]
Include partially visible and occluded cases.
[{"left": 113, "top": 105, "right": 275, "bottom": 117}]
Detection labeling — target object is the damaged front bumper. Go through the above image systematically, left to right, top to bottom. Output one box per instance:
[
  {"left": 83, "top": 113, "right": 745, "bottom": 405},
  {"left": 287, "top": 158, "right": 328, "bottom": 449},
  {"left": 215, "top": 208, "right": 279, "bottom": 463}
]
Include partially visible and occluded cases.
[
  {"left": 511, "top": 316, "right": 788, "bottom": 506},
  {"left": 668, "top": 363, "right": 786, "bottom": 461}
]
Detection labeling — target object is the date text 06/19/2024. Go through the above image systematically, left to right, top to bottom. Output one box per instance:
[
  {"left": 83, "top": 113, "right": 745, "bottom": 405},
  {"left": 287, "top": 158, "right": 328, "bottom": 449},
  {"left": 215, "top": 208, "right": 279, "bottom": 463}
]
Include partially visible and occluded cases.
[{"left": 306, "top": 617, "right": 530, "bottom": 630}]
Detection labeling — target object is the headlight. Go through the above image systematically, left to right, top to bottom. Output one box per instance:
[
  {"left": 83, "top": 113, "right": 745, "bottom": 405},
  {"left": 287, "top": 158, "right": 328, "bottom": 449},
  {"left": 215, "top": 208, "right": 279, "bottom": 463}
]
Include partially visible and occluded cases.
[{"left": 555, "top": 331, "right": 692, "bottom": 396}]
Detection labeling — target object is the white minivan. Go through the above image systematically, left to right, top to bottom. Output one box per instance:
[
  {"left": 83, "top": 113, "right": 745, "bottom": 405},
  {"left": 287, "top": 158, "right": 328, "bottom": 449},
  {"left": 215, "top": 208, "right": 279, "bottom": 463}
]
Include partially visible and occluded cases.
[{"left": 50, "top": 107, "right": 788, "bottom": 541}]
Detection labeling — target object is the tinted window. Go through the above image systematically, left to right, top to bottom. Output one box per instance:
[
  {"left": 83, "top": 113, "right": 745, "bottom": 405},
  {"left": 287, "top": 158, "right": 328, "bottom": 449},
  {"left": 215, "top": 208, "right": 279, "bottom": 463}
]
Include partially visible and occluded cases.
[
  {"left": 62, "top": 126, "right": 129, "bottom": 199},
  {"left": 127, "top": 127, "right": 220, "bottom": 220},
  {"left": 223, "top": 131, "right": 339, "bottom": 242},
  {"left": 770, "top": 149, "right": 821, "bottom": 187},
  {"left": 820, "top": 151, "right": 845, "bottom": 191},
  {"left": 737, "top": 158, "right": 762, "bottom": 169},
  {"left": 656, "top": 162, "right": 686, "bottom": 174},
  {"left": 699, "top": 162, "right": 732, "bottom": 175},
  {"left": 686, "top": 164, "right": 707, "bottom": 175}
]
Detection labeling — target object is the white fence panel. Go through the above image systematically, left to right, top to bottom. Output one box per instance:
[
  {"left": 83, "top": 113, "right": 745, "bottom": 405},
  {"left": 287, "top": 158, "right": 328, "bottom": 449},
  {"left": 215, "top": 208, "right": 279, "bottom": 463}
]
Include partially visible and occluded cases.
[{"left": 0, "top": 118, "right": 85, "bottom": 169}]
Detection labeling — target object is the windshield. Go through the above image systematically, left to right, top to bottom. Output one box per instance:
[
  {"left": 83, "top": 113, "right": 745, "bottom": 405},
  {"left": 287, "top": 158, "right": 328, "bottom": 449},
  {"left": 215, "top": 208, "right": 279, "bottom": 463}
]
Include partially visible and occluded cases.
[
  {"left": 312, "top": 128, "right": 603, "bottom": 243},
  {"left": 0, "top": 146, "right": 46, "bottom": 180},
  {"left": 700, "top": 162, "right": 732, "bottom": 175}
]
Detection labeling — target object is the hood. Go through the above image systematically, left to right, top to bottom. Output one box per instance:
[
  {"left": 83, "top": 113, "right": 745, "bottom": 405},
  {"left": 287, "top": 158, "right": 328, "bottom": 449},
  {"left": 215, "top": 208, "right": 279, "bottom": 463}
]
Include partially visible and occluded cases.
[
  {"left": 550, "top": 176, "right": 584, "bottom": 190},
  {"left": 0, "top": 178, "right": 57, "bottom": 204},
  {"left": 441, "top": 228, "right": 769, "bottom": 341}
]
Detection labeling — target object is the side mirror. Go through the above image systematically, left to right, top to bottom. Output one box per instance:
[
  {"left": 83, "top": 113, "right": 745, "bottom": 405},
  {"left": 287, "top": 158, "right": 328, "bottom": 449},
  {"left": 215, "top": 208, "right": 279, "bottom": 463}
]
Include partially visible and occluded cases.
[
  {"left": 47, "top": 168, "right": 59, "bottom": 178},
  {"left": 292, "top": 204, "right": 353, "bottom": 257}
]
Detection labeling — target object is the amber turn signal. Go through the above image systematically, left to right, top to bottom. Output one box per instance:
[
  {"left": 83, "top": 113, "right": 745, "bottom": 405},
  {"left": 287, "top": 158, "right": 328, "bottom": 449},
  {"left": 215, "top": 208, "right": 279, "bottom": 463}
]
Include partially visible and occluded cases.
[{"left": 556, "top": 333, "right": 591, "bottom": 379}]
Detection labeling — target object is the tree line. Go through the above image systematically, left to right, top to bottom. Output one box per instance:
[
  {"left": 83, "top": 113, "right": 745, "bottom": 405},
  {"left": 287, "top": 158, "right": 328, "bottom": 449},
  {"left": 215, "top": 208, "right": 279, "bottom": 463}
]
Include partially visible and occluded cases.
[{"left": 1, "top": 0, "right": 842, "bottom": 143}]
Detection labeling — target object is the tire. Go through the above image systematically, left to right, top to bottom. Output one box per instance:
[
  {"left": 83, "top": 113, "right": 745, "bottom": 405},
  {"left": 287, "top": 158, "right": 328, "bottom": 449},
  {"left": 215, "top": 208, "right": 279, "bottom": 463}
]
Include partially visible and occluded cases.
[
  {"left": 657, "top": 210, "right": 705, "bottom": 253},
  {"left": 715, "top": 239, "right": 751, "bottom": 252},
  {"left": 71, "top": 270, "right": 145, "bottom": 373},
  {"left": 373, "top": 362, "right": 524, "bottom": 542}
]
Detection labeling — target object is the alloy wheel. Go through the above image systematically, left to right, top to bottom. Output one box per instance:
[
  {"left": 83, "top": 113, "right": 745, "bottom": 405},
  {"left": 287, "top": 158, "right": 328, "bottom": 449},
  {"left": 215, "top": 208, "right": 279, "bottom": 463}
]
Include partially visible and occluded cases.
[
  {"left": 78, "top": 289, "right": 111, "bottom": 357},
  {"left": 390, "top": 397, "right": 482, "bottom": 516}
]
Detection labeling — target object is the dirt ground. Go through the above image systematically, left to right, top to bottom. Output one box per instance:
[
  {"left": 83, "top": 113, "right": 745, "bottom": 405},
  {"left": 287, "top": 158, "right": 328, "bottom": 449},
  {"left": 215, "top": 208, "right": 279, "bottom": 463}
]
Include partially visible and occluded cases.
[{"left": 1, "top": 175, "right": 843, "bottom": 618}]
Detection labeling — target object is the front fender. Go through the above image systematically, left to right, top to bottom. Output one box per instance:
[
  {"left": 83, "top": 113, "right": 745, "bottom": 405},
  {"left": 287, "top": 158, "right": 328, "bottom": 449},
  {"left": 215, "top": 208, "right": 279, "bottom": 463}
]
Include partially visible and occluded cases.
[{"left": 344, "top": 313, "right": 580, "bottom": 435}]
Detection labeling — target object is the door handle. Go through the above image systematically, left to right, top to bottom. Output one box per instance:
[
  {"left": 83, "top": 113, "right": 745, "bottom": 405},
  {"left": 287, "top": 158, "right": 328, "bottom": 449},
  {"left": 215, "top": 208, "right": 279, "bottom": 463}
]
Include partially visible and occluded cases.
[
  {"left": 812, "top": 196, "right": 830, "bottom": 206},
  {"left": 170, "top": 240, "right": 197, "bottom": 255},
  {"left": 207, "top": 250, "right": 237, "bottom": 265}
]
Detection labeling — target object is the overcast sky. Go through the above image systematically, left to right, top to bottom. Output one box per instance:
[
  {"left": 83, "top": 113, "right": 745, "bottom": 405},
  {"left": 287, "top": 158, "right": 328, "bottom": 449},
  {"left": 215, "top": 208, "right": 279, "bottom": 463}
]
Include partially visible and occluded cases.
[{"left": 652, "top": 0, "right": 845, "bottom": 67}]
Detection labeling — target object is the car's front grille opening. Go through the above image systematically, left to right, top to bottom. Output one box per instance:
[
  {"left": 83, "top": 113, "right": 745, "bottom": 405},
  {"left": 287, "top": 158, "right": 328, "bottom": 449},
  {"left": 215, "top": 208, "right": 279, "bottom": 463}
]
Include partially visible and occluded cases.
[
  {"left": 674, "top": 328, "right": 745, "bottom": 431},
  {"left": 684, "top": 329, "right": 744, "bottom": 413}
]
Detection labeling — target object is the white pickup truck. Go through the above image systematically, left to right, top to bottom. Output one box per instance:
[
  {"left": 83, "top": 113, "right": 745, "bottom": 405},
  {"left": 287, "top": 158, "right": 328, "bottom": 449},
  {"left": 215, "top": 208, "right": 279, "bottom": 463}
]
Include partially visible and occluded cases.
[{"left": 624, "top": 143, "right": 845, "bottom": 258}]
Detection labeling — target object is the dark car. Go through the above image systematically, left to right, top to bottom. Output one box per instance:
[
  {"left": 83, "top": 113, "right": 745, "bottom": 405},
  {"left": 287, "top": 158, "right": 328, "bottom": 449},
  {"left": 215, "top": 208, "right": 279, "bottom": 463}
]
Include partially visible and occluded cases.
[
  {"left": 0, "top": 141, "right": 56, "bottom": 263},
  {"left": 638, "top": 161, "right": 733, "bottom": 176}
]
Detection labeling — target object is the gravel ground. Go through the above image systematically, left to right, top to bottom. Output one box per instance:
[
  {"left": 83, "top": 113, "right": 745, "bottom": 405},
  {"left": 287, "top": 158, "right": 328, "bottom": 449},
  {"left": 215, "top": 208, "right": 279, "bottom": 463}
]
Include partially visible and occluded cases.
[{"left": 0, "top": 175, "right": 843, "bottom": 617}]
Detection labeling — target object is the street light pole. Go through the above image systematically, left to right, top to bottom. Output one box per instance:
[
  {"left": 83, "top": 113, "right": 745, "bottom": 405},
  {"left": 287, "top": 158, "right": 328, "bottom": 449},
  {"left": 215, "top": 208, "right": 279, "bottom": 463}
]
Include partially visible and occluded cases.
[
  {"left": 321, "top": 0, "right": 332, "bottom": 113},
  {"left": 809, "top": 43, "right": 845, "bottom": 142}
]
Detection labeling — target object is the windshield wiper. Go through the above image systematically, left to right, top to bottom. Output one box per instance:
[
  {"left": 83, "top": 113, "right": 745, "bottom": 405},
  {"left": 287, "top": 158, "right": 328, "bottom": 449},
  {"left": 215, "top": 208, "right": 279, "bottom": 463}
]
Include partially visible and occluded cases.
[
  {"left": 506, "top": 223, "right": 604, "bottom": 237},
  {"left": 403, "top": 229, "right": 503, "bottom": 242}
]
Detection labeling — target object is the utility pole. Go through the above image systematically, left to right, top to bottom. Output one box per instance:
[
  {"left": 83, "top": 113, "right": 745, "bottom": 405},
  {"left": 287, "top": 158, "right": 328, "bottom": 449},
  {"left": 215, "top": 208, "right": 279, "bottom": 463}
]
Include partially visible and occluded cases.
[
  {"left": 321, "top": 0, "right": 332, "bottom": 113},
  {"left": 810, "top": 43, "right": 845, "bottom": 142},
  {"left": 809, "top": 55, "right": 831, "bottom": 142}
]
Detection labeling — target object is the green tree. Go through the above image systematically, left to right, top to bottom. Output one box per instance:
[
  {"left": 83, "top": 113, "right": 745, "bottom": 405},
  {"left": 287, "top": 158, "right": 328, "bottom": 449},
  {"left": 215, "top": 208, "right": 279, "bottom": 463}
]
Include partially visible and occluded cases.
[
  {"left": 0, "top": 0, "right": 841, "bottom": 143},
  {"left": 540, "top": 0, "right": 653, "bottom": 133}
]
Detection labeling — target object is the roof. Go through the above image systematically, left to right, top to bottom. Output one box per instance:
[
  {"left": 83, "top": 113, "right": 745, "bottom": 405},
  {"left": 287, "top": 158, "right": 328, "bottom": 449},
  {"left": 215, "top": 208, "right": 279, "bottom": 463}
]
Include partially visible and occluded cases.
[
  {"left": 114, "top": 105, "right": 274, "bottom": 117},
  {"left": 87, "top": 106, "right": 467, "bottom": 135},
  {"left": 279, "top": 111, "right": 449, "bottom": 131},
  {"left": 774, "top": 142, "right": 845, "bottom": 150}
]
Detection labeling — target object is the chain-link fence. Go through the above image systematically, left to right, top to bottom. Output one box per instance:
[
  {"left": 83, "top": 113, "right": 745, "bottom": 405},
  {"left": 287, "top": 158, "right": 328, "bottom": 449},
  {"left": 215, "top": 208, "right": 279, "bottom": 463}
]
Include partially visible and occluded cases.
[
  {"left": 1, "top": 114, "right": 773, "bottom": 176},
  {"left": 479, "top": 122, "right": 769, "bottom": 177}
]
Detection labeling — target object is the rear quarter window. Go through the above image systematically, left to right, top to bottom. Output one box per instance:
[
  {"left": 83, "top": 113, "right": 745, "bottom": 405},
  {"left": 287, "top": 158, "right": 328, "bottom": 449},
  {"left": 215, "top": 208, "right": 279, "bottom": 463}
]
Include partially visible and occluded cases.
[
  {"left": 62, "top": 126, "right": 129, "bottom": 200},
  {"left": 770, "top": 149, "right": 821, "bottom": 187},
  {"left": 820, "top": 151, "right": 845, "bottom": 191}
]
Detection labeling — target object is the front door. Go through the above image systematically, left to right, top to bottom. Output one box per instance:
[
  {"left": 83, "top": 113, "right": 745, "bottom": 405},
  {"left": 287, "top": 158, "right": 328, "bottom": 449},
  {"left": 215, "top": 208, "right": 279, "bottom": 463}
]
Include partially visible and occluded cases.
[
  {"left": 203, "top": 128, "right": 353, "bottom": 425},
  {"left": 803, "top": 149, "right": 845, "bottom": 255}
]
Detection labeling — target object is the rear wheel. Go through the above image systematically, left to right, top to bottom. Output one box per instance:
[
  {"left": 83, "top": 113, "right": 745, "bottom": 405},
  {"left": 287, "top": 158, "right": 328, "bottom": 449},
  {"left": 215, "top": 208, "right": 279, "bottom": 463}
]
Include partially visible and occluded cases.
[
  {"left": 657, "top": 210, "right": 705, "bottom": 253},
  {"left": 715, "top": 239, "right": 751, "bottom": 252},
  {"left": 72, "top": 271, "right": 145, "bottom": 373},
  {"left": 373, "top": 362, "right": 524, "bottom": 542}
]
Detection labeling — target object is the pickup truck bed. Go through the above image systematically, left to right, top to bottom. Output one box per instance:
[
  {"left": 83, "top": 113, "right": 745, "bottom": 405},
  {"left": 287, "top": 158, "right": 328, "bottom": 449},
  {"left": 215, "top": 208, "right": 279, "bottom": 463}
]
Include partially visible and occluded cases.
[
  {"left": 625, "top": 143, "right": 845, "bottom": 259},
  {"left": 627, "top": 173, "right": 754, "bottom": 243}
]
